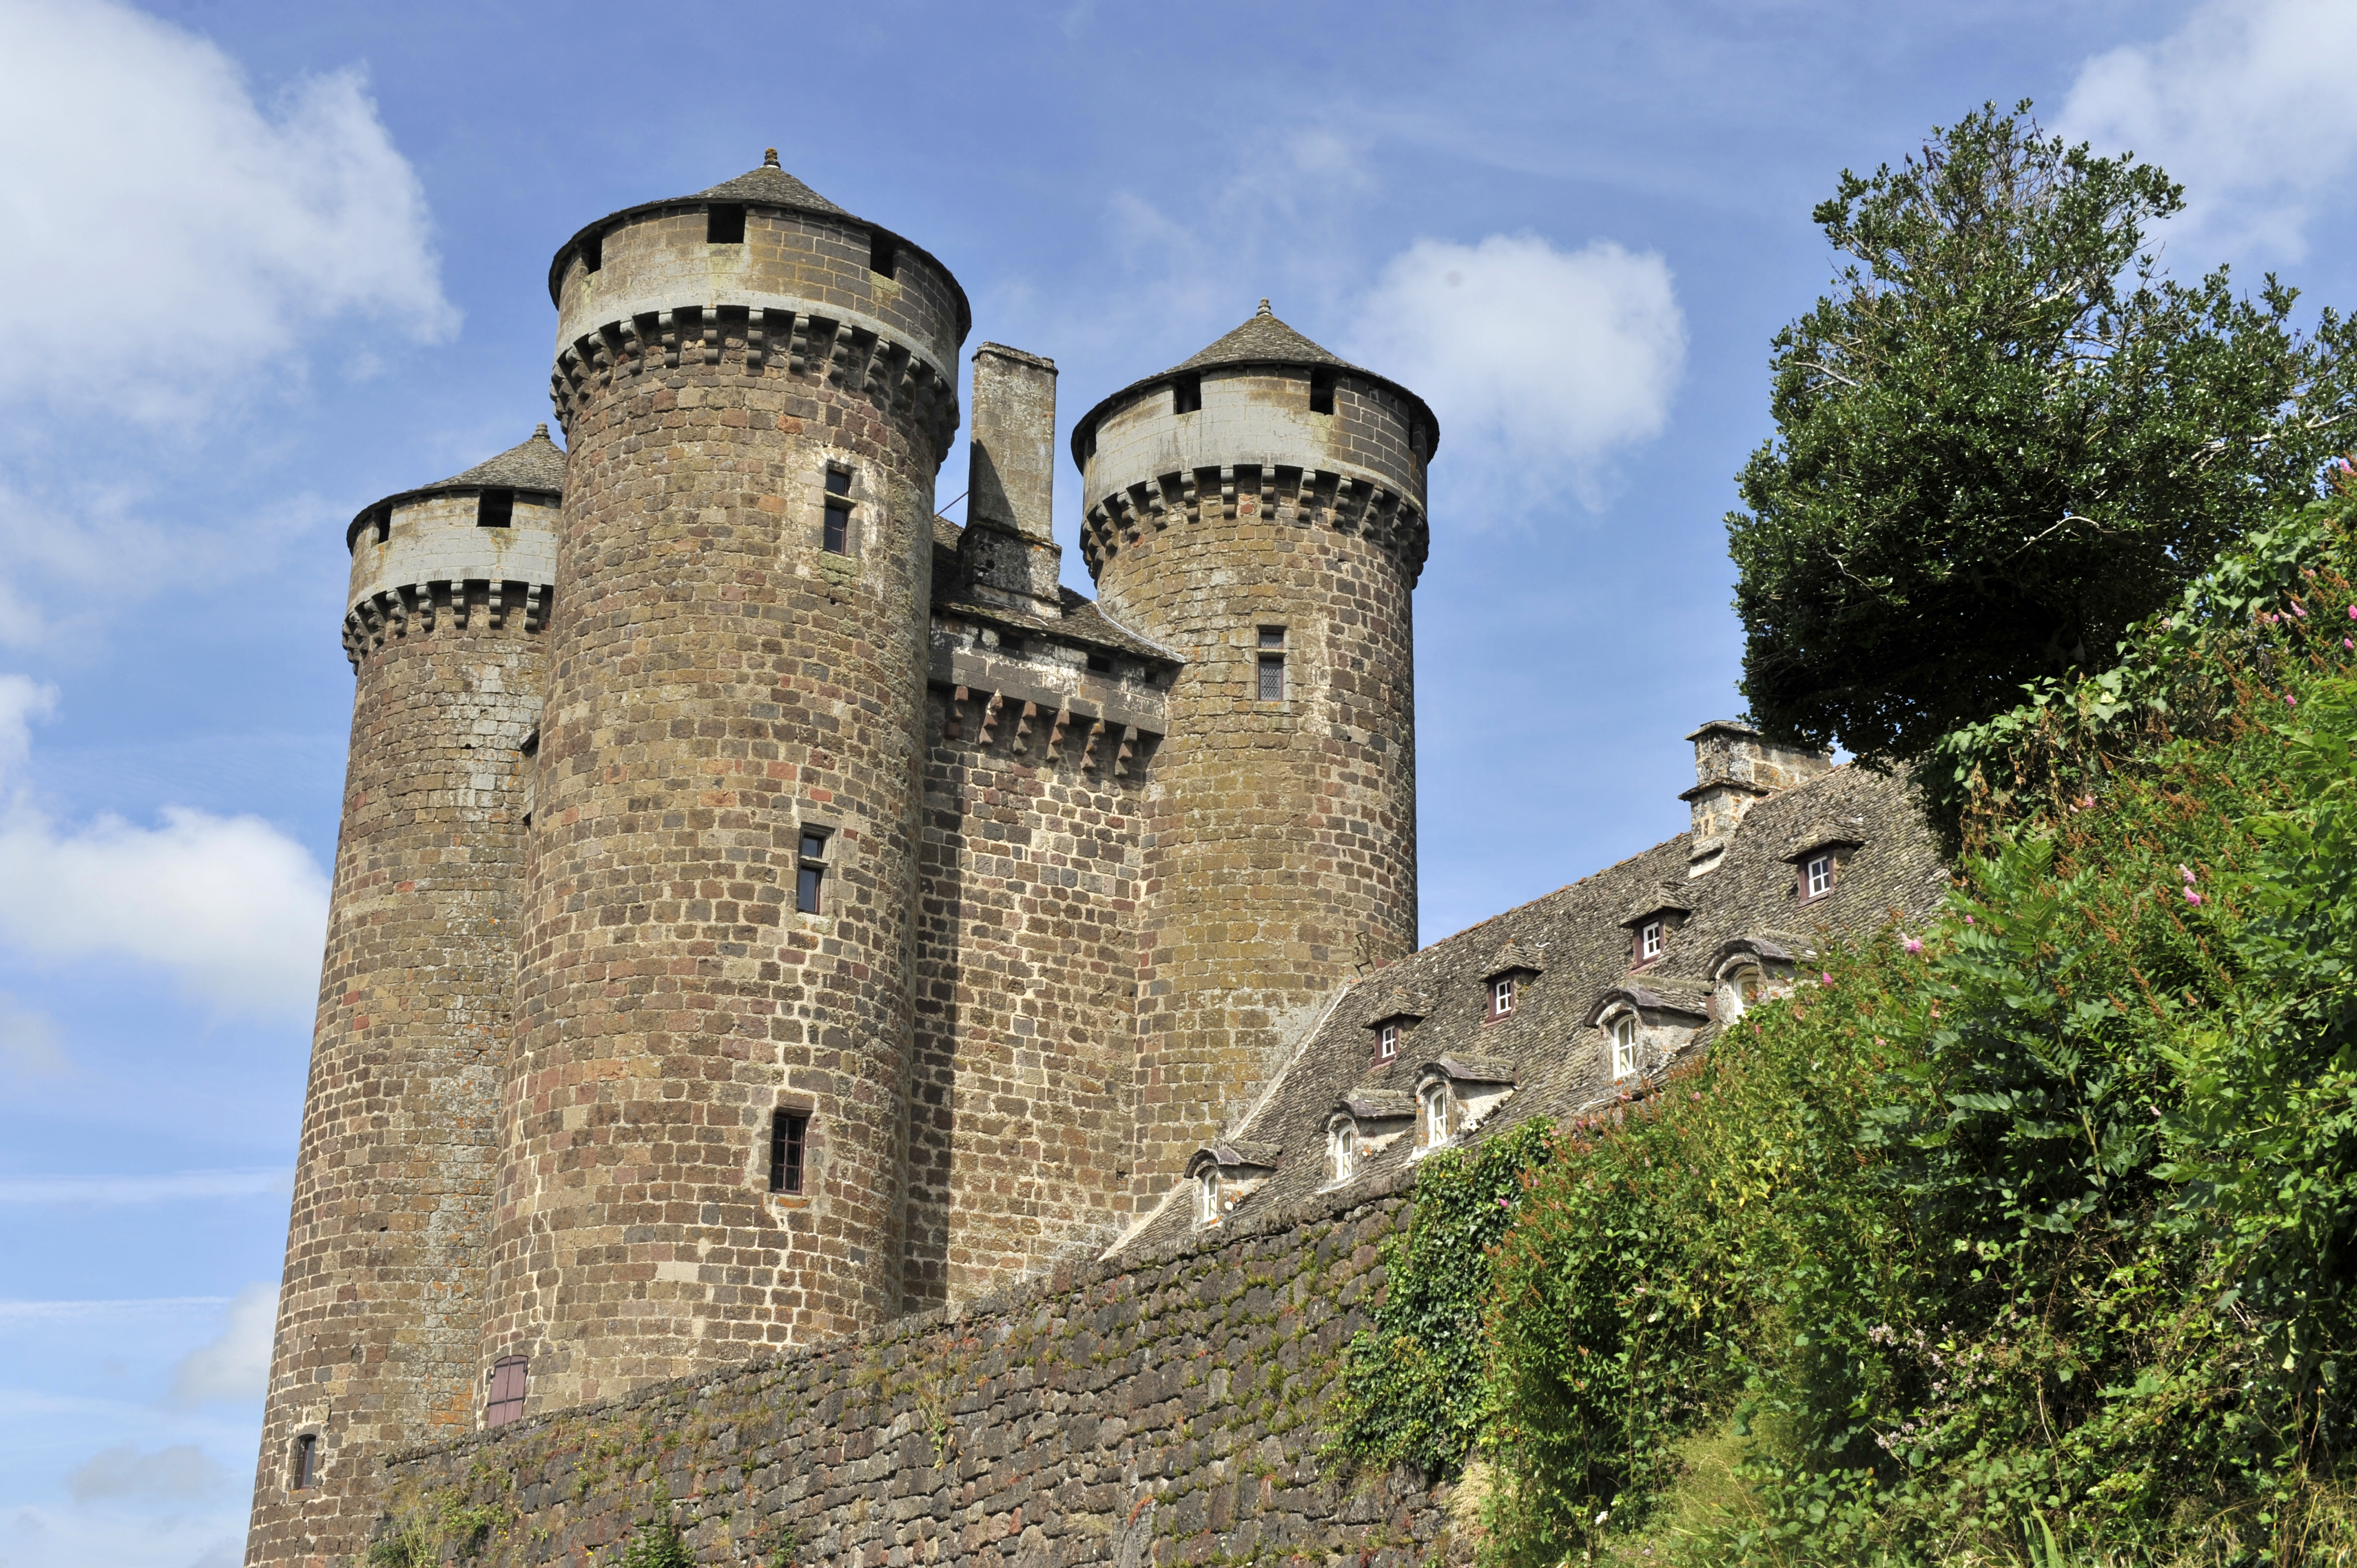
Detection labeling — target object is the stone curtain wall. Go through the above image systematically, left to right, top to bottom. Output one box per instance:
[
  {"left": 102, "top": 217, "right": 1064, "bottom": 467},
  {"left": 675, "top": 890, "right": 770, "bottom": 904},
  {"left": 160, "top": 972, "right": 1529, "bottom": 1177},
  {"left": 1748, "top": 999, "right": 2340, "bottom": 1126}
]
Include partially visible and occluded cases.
[{"left": 375, "top": 1175, "right": 1467, "bottom": 1568}]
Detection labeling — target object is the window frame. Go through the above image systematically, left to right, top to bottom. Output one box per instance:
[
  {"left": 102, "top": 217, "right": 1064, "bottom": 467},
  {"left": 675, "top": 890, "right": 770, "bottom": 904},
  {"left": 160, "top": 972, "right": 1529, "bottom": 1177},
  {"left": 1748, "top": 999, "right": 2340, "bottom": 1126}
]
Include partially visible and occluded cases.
[
  {"left": 822, "top": 466, "right": 853, "bottom": 556},
  {"left": 1256, "top": 626, "right": 1285, "bottom": 702},
  {"left": 796, "top": 827, "right": 832, "bottom": 915},
  {"left": 1804, "top": 852, "right": 1835, "bottom": 900},
  {"left": 1639, "top": 919, "right": 1663, "bottom": 963},
  {"left": 1489, "top": 976, "right": 1516, "bottom": 1022},
  {"left": 1612, "top": 1014, "right": 1639, "bottom": 1081},
  {"left": 1375, "top": 1020, "right": 1399, "bottom": 1065},
  {"left": 1420, "top": 1081, "right": 1451, "bottom": 1147},
  {"left": 768, "top": 1108, "right": 809, "bottom": 1195},
  {"left": 1330, "top": 1121, "right": 1358, "bottom": 1184},
  {"left": 1196, "top": 1166, "right": 1221, "bottom": 1226},
  {"left": 486, "top": 1356, "right": 528, "bottom": 1427},
  {"left": 290, "top": 1432, "right": 318, "bottom": 1492}
]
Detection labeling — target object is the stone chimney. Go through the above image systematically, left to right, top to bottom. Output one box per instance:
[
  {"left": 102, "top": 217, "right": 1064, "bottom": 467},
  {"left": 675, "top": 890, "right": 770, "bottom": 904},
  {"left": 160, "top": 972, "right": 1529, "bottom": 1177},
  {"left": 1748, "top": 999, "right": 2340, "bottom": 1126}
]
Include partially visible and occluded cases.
[
  {"left": 956, "top": 343, "right": 1063, "bottom": 617},
  {"left": 1680, "top": 719, "right": 1834, "bottom": 876}
]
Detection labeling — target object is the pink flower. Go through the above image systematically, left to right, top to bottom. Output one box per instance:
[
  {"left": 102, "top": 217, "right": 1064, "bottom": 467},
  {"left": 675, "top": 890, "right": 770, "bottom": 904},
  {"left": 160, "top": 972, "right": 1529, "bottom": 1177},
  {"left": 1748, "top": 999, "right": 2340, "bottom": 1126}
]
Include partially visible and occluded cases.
[
  {"left": 2294, "top": 601, "right": 2308, "bottom": 618},
  {"left": 2349, "top": 604, "right": 2356, "bottom": 618},
  {"left": 2262, "top": 612, "right": 2277, "bottom": 625},
  {"left": 2287, "top": 694, "right": 2298, "bottom": 708},
  {"left": 2179, "top": 864, "right": 2195, "bottom": 883},
  {"left": 2184, "top": 888, "right": 2204, "bottom": 906},
  {"left": 1964, "top": 915, "right": 1974, "bottom": 925},
  {"left": 1903, "top": 937, "right": 1923, "bottom": 955},
  {"left": 1821, "top": 971, "right": 1834, "bottom": 984}
]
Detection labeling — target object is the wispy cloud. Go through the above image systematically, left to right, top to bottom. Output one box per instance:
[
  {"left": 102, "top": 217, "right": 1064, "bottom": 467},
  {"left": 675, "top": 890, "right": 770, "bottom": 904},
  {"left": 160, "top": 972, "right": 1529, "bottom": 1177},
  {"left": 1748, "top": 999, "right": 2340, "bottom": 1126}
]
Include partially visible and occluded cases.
[
  {"left": 0, "top": 0, "right": 456, "bottom": 426},
  {"left": 2061, "top": 0, "right": 2357, "bottom": 263},
  {"left": 1346, "top": 233, "right": 1687, "bottom": 513},
  {"left": 0, "top": 1169, "right": 289, "bottom": 1204},
  {"left": 170, "top": 1284, "right": 276, "bottom": 1409},
  {"left": 0, "top": 1296, "right": 231, "bottom": 1324},
  {"left": 65, "top": 1442, "right": 227, "bottom": 1503}
]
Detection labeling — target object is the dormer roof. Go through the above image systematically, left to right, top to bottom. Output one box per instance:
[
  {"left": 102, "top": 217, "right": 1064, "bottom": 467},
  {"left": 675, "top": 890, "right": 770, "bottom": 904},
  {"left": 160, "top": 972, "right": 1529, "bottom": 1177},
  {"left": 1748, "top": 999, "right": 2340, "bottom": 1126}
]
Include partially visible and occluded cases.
[
  {"left": 1783, "top": 821, "right": 1869, "bottom": 861},
  {"left": 1619, "top": 887, "right": 1693, "bottom": 927},
  {"left": 1707, "top": 933, "right": 1809, "bottom": 972},
  {"left": 1480, "top": 941, "right": 1545, "bottom": 981},
  {"left": 1584, "top": 981, "right": 1713, "bottom": 1028},
  {"left": 1361, "top": 989, "right": 1432, "bottom": 1027},
  {"left": 1414, "top": 1055, "right": 1520, "bottom": 1087},
  {"left": 1335, "top": 1090, "right": 1417, "bottom": 1122}
]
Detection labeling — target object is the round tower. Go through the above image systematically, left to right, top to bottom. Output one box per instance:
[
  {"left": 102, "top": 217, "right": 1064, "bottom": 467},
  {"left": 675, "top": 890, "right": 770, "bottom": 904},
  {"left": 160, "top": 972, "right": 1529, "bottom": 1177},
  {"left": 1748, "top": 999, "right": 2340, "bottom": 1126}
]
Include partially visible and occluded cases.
[
  {"left": 478, "top": 153, "right": 967, "bottom": 1413},
  {"left": 1072, "top": 302, "right": 1435, "bottom": 1203},
  {"left": 245, "top": 430, "right": 562, "bottom": 1568}
]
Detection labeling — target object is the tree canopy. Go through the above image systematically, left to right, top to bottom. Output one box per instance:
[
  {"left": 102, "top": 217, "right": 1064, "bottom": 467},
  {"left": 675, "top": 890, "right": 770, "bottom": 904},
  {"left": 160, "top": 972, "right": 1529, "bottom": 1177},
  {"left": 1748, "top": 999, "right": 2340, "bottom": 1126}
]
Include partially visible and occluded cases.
[{"left": 1728, "top": 101, "right": 2357, "bottom": 767}]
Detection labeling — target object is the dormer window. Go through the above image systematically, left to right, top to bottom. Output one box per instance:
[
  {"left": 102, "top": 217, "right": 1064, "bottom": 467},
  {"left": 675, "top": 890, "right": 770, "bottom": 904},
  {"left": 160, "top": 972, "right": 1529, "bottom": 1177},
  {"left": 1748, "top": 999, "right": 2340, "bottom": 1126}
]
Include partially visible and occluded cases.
[
  {"left": 1804, "top": 852, "right": 1834, "bottom": 899},
  {"left": 1638, "top": 920, "right": 1663, "bottom": 964},
  {"left": 1490, "top": 977, "right": 1515, "bottom": 1020},
  {"left": 1612, "top": 1015, "right": 1639, "bottom": 1081},
  {"left": 1376, "top": 1022, "right": 1399, "bottom": 1064},
  {"left": 1419, "top": 1081, "right": 1451, "bottom": 1147},
  {"left": 1329, "top": 1121, "right": 1358, "bottom": 1183},
  {"left": 1196, "top": 1166, "right": 1221, "bottom": 1226}
]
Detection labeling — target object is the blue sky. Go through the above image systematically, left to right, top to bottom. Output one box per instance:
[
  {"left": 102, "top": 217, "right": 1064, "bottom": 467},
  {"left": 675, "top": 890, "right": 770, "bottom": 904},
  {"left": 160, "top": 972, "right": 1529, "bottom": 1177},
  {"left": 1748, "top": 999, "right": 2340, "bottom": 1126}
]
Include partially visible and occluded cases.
[{"left": 4, "top": 1, "right": 2355, "bottom": 1562}]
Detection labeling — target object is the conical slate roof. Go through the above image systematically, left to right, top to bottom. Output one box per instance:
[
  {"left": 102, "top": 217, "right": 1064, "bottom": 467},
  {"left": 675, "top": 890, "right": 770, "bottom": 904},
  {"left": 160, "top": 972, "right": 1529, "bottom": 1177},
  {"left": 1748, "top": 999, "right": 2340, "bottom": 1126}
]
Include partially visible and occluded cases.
[
  {"left": 545, "top": 151, "right": 970, "bottom": 345},
  {"left": 1071, "top": 299, "right": 1439, "bottom": 465},
  {"left": 346, "top": 426, "right": 567, "bottom": 548}
]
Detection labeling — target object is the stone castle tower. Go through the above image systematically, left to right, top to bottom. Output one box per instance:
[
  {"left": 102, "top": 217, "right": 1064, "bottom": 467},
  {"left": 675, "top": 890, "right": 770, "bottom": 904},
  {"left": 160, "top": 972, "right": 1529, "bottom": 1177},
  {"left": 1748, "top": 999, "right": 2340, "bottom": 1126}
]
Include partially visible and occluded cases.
[{"left": 245, "top": 155, "right": 1434, "bottom": 1566}]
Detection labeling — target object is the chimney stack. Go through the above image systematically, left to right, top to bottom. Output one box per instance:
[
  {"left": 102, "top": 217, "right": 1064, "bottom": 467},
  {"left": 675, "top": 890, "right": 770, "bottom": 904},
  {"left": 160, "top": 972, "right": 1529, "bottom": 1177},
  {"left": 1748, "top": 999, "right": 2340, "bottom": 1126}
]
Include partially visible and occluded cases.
[
  {"left": 956, "top": 343, "right": 1063, "bottom": 617},
  {"left": 1681, "top": 719, "right": 1833, "bottom": 876}
]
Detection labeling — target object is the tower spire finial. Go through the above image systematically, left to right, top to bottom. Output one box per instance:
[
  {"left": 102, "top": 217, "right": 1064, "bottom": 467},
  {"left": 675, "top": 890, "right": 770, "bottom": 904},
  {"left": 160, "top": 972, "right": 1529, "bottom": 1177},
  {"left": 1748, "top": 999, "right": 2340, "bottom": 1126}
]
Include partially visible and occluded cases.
[
  {"left": 763, "top": 147, "right": 780, "bottom": 168},
  {"left": 1256, "top": 297, "right": 1272, "bottom": 317}
]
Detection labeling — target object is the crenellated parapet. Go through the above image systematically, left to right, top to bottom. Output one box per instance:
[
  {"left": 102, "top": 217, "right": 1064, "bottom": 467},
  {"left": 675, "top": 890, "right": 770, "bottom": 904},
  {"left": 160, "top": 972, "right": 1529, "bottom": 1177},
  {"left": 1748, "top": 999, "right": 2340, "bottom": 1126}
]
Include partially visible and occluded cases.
[
  {"left": 547, "top": 304, "right": 959, "bottom": 462},
  {"left": 1080, "top": 461, "right": 1428, "bottom": 583},
  {"left": 341, "top": 579, "right": 554, "bottom": 667}
]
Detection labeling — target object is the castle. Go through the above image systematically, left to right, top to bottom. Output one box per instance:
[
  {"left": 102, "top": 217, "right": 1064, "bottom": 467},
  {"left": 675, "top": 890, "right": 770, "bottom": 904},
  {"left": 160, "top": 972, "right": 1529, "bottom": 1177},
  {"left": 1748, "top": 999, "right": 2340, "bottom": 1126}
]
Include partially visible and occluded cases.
[{"left": 245, "top": 155, "right": 1945, "bottom": 1568}]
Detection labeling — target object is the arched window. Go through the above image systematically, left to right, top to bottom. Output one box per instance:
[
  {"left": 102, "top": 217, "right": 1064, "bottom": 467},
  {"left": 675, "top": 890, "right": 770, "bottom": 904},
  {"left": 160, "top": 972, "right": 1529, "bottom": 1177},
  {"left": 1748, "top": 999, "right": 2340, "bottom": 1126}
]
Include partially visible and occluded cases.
[
  {"left": 1612, "top": 1014, "right": 1639, "bottom": 1081},
  {"left": 1420, "top": 1081, "right": 1451, "bottom": 1147},
  {"left": 1330, "top": 1121, "right": 1358, "bottom": 1184},
  {"left": 1196, "top": 1166, "right": 1221, "bottom": 1226}
]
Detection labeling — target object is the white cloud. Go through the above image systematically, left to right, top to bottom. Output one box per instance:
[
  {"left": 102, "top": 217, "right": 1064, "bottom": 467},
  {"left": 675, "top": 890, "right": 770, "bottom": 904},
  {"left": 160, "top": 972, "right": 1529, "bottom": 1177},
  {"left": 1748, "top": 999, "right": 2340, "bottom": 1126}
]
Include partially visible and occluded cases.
[
  {"left": 0, "top": 0, "right": 456, "bottom": 422},
  {"left": 2061, "top": 0, "right": 2357, "bottom": 262},
  {"left": 1346, "top": 233, "right": 1687, "bottom": 513},
  {"left": 0, "top": 680, "right": 329, "bottom": 1018},
  {"left": 0, "top": 1169, "right": 288, "bottom": 1204},
  {"left": 169, "top": 1285, "right": 275, "bottom": 1410},
  {"left": 0, "top": 1297, "right": 229, "bottom": 1324},
  {"left": 65, "top": 1443, "right": 225, "bottom": 1503}
]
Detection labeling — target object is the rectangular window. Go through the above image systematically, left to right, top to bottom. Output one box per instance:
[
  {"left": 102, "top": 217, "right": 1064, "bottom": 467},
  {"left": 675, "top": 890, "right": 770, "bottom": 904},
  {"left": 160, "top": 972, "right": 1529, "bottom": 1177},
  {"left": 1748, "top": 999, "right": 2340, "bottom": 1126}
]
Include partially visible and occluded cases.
[
  {"left": 707, "top": 203, "right": 745, "bottom": 245},
  {"left": 868, "top": 231, "right": 896, "bottom": 278},
  {"left": 582, "top": 232, "right": 603, "bottom": 274},
  {"left": 1309, "top": 369, "right": 1336, "bottom": 415},
  {"left": 1172, "top": 374, "right": 1202, "bottom": 415},
  {"left": 823, "top": 468, "right": 851, "bottom": 556},
  {"left": 477, "top": 489, "right": 513, "bottom": 529},
  {"left": 368, "top": 504, "right": 391, "bottom": 544},
  {"left": 1257, "top": 626, "right": 1285, "bottom": 702},
  {"left": 1085, "top": 652, "right": 1112, "bottom": 674},
  {"left": 796, "top": 829, "right": 830, "bottom": 914},
  {"left": 1805, "top": 854, "right": 1833, "bottom": 899},
  {"left": 1640, "top": 920, "right": 1663, "bottom": 962},
  {"left": 1491, "top": 978, "right": 1515, "bottom": 1019},
  {"left": 1612, "top": 1017, "right": 1638, "bottom": 1081},
  {"left": 1376, "top": 1022, "right": 1398, "bottom": 1063},
  {"left": 768, "top": 1109, "right": 808, "bottom": 1194},
  {"left": 486, "top": 1356, "right": 527, "bottom": 1427},
  {"left": 290, "top": 1433, "right": 317, "bottom": 1490}
]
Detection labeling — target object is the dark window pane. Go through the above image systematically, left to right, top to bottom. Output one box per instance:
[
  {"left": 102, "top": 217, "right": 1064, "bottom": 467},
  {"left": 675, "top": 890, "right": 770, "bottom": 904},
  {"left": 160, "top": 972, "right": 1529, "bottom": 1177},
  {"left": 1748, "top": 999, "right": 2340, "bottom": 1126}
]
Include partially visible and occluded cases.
[
  {"left": 707, "top": 204, "right": 745, "bottom": 245},
  {"left": 868, "top": 232, "right": 896, "bottom": 278},
  {"left": 1310, "top": 370, "right": 1335, "bottom": 415},
  {"left": 1172, "top": 375, "right": 1201, "bottom": 414},
  {"left": 824, "top": 468, "right": 851, "bottom": 497},
  {"left": 477, "top": 489, "right": 513, "bottom": 528},
  {"left": 824, "top": 500, "right": 850, "bottom": 555},
  {"left": 1258, "top": 626, "right": 1285, "bottom": 648},
  {"left": 1258, "top": 655, "right": 1284, "bottom": 702},
  {"left": 800, "top": 833, "right": 826, "bottom": 861},
  {"left": 797, "top": 865, "right": 823, "bottom": 914},
  {"left": 769, "top": 1111, "right": 808, "bottom": 1194},
  {"left": 291, "top": 1434, "right": 317, "bottom": 1490}
]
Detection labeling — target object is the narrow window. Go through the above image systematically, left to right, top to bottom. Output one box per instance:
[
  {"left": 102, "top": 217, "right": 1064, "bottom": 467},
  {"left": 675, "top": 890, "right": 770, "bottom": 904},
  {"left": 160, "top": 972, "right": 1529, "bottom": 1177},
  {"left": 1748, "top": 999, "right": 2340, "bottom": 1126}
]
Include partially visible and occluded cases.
[
  {"left": 707, "top": 203, "right": 745, "bottom": 245},
  {"left": 867, "top": 231, "right": 896, "bottom": 278},
  {"left": 582, "top": 232, "right": 603, "bottom": 274},
  {"left": 1309, "top": 369, "right": 1336, "bottom": 416},
  {"left": 1172, "top": 374, "right": 1202, "bottom": 415},
  {"left": 823, "top": 468, "right": 851, "bottom": 556},
  {"left": 477, "top": 489, "right": 513, "bottom": 529},
  {"left": 368, "top": 504, "right": 391, "bottom": 544},
  {"left": 1257, "top": 626, "right": 1285, "bottom": 702},
  {"left": 999, "top": 633, "right": 1025, "bottom": 657},
  {"left": 1085, "top": 652, "right": 1112, "bottom": 674},
  {"left": 796, "top": 829, "right": 830, "bottom": 914},
  {"left": 1805, "top": 853, "right": 1834, "bottom": 899},
  {"left": 1639, "top": 920, "right": 1663, "bottom": 963},
  {"left": 1491, "top": 977, "right": 1515, "bottom": 1019},
  {"left": 1612, "top": 1015, "right": 1638, "bottom": 1081},
  {"left": 1376, "top": 1022, "right": 1398, "bottom": 1064},
  {"left": 1421, "top": 1082, "right": 1450, "bottom": 1146},
  {"left": 768, "top": 1110, "right": 808, "bottom": 1194},
  {"left": 1331, "top": 1123, "right": 1358, "bottom": 1183},
  {"left": 1196, "top": 1167, "right": 1221, "bottom": 1226},
  {"left": 486, "top": 1356, "right": 527, "bottom": 1427},
  {"left": 289, "top": 1433, "right": 317, "bottom": 1491}
]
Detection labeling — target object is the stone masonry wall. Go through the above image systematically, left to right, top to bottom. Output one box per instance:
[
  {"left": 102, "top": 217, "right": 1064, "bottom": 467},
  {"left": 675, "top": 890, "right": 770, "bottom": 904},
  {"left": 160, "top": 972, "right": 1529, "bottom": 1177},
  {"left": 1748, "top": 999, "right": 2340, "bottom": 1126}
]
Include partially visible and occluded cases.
[
  {"left": 246, "top": 590, "right": 545, "bottom": 1568},
  {"left": 905, "top": 678, "right": 1150, "bottom": 1311},
  {"left": 375, "top": 1171, "right": 1467, "bottom": 1568}
]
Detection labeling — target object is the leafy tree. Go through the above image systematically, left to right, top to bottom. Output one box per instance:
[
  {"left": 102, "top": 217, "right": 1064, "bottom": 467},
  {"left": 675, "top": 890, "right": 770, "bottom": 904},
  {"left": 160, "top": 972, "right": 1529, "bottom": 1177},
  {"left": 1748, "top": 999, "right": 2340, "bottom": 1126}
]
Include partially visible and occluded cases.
[{"left": 1728, "top": 101, "right": 2357, "bottom": 768}]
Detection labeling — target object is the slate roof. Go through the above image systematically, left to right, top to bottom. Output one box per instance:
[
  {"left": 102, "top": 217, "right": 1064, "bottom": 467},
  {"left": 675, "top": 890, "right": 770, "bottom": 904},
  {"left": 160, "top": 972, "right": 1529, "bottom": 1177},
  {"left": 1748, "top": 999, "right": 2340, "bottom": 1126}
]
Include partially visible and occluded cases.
[
  {"left": 544, "top": 153, "right": 971, "bottom": 340},
  {"left": 1069, "top": 300, "right": 1441, "bottom": 467},
  {"left": 346, "top": 426, "right": 568, "bottom": 548},
  {"left": 927, "top": 515, "right": 1180, "bottom": 664},
  {"left": 1119, "top": 759, "right": 1949, "bottom": 1251}
]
